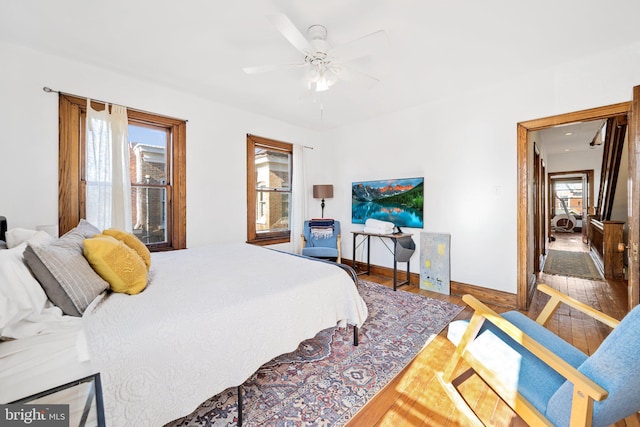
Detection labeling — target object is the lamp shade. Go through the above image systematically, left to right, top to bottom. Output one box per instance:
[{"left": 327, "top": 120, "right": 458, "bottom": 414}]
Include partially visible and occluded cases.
[{"left": 313, "top": 185, "right": 333, "bottom": 199}]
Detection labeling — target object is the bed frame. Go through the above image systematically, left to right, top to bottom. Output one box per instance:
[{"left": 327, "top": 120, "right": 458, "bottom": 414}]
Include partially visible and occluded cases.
[
  {"left": 0, "top": 216, "right": 6, "bottom": 241},
  {"left": 237, "top": 249, "right": 362, "bottom": 425}
]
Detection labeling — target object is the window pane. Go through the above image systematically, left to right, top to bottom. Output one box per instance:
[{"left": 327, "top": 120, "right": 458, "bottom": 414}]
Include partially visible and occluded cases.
[
  {"left": 129, "top": 124, "right": 168, "bottom": 184},
  {"left": 254, "top": 148, "right": 290, "bottom": 190},
  {"left": 554, "top": 181, "right": 583, "bottom": 215},
  {"left": 131, "top": 186, "right": 168, "bottom": 244},
  {"left": 255, "top": 191, "right": 289, "bottom": 233}
]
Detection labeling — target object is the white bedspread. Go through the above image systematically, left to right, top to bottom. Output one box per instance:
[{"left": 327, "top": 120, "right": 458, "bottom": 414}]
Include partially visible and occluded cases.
[{"left": 83, "top": 243, "right": 368, "bottom": 426}]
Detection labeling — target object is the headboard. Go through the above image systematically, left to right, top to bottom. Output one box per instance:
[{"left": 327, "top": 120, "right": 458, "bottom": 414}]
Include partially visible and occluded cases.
[{"left": 0, "top": 216, "right": 6, "bottom": 241}]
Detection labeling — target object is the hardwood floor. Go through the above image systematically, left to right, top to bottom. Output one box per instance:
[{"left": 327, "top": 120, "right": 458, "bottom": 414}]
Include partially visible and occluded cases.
[{"left": 346, "top": 232, "right": 637, "bottom": 426}]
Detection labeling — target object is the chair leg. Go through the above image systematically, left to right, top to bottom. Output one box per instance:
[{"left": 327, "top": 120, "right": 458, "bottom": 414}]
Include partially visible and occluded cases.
[
  {"left": 442, "top": 313, "right": 486, "bottom": 382},
  {"left": 436, "top": 372, "right": 485, "bottom": 427}
]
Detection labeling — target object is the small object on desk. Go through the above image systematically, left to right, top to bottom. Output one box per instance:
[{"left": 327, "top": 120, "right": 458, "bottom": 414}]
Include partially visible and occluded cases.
[
  {"left": 363, "top": 218, "right": 395, "bottom": 235},
  {"left": 351, "top": 230, "right": 414, "bottom": 291}
]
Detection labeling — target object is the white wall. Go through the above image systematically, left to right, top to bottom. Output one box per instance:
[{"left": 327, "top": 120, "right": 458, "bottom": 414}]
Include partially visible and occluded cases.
[
  {"left": 2, "top": 39, "right": 640, "bottom": 295},
  {"left": 0, "top": 41, "right": 319, "bottom": 249},
  {"left": 320, "top": 41, "right": 640, "bottom": 294}
]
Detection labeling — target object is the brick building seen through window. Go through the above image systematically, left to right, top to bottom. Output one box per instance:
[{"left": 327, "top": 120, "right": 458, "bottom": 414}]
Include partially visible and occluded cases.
[{"left": 129, "top": 142, "right": 167, "bottom": 244}]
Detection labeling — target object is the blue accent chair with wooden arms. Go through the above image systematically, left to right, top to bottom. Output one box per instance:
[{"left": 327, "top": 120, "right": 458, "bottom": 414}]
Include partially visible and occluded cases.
[
  {"left": 301, "top": 220, "right": 341, "bottom": 263},
  {"left": 439, "top": 284, "right": 640, "bottom": 427}
]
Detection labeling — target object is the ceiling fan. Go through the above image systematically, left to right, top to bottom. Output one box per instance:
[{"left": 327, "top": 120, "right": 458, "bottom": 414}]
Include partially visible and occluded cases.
[{"left": 243, "top": 14, "right": 387, "bottom": 92}]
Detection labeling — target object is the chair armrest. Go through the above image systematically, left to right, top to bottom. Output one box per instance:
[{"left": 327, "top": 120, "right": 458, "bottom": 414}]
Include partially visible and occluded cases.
[
  {"left": 535, "top": 284, "right": 620, "bottom": 329},
  {"left": 461, "top": 294, "right": 609, "bottom": 402}
]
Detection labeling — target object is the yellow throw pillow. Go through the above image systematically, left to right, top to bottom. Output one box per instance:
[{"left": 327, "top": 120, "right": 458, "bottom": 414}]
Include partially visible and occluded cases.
[
  {"left": 102, "top": 228, "right": 151, "bottom": 270},
  {"left": 83, "top": 235, "right": 148, "bottom": 295}
]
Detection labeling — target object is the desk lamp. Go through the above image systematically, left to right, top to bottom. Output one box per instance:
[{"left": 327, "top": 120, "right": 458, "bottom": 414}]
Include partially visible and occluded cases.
[{"left": 313, "top": 184, "right": 333, "bottom": 218}]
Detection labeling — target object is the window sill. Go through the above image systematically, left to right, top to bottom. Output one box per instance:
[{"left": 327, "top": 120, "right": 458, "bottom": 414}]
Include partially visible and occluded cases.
[{"left": 247, "top": 236, "right": 291, "bottom": 246}]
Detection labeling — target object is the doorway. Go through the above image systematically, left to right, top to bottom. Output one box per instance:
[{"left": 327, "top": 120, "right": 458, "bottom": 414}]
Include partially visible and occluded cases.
[
  {"left": 516, "top": 101, "right": 635, "bottom": 310},
  {"left": 549, "top": 170, "right": 594, "bottom": 246}
]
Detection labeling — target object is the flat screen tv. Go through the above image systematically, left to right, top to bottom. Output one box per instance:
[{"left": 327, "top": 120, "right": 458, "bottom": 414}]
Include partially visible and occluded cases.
[{"left": 352, "top": 177, "right": 424, "bottom": 228}]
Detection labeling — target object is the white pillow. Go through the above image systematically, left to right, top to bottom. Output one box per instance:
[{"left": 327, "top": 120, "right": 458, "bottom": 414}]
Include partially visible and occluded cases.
[
  {"left": 5, "top": 228, "right": 38, "bottom": 249},
  {"left": 0, "top": 231, "right": 60, "bottom": 339}
]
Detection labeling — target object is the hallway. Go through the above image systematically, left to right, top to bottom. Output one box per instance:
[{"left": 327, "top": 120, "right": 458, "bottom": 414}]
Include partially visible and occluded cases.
[{"left": 548, "top": 230, "right": 589, "bottom": 253}]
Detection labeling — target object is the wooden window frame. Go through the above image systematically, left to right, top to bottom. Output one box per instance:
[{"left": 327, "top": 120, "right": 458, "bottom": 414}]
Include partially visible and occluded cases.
[
  {"left": 58, "top": 94, "right": 186, "bottom": 250},
  {"left": 246, "top": 134, "right": 292, "bottom": 246}
]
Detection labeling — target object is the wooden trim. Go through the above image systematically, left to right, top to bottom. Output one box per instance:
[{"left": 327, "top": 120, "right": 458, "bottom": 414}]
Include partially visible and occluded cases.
[
  {"left": 630, "top": 85, "right": 640, "bottom": 309},
  {"left": 58, "top": 94, "right": 187, "bottom": 249},
  {"left": 59, "top": 96, "right": 82, "bottom": 234},
  {"left": 517, "top": 102, "right": 632, "bottom": 312},
  {"left": 519, "top": 102, "right": 630, "bottom": 130},
  {"left": 598, "top": 115, "right": 628, "bottom": 220},
  {"left": 172, "top": 121, "right": 187, "bottom": 249},
  {"left": 517, "top": 123, "right": 529, "bottom": 309},
  {"left": 246, "top": 134, "right": 293, "bottom": 245},
  {"left": 247, "top": 134, "right": 292, "bottom": 152},
  {"left": 246, "top": 137, "right": 256, "bottom": 242},
  {"left": 343, "top": 258, "right": 517, "bottom": 308},
  {"left": 450, "top": 281, "right": 517, "bottom": 309}
]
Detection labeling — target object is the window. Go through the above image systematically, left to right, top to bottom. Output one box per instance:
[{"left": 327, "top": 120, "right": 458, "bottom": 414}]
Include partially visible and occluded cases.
[
  {"left": 59, "top": 94, "right": 186, "bottom": 250},
  {"left": 129, "top": 123, "right": 170, "bottom": 245},
  {"left": 246, "top": 134, "right": 292, "bottom": 245}
]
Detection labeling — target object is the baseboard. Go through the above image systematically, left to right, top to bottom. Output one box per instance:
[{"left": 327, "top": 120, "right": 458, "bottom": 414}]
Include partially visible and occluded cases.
[
  {"left": 589, "top": 248, "right": 605, "bottom": 277},
  {"left": 342, "top": 258, "right": 518, "bottom": 309},
  {"left": 450, "top": 281, "right": 517, "bottom": 309}
]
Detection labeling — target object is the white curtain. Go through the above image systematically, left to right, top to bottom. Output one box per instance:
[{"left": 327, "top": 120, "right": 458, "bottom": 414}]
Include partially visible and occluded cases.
[
  {"left": 85, "top": 99, "right": 132, "bottom": 232},
  {"left": 291, "top": 144, "right": 308, "bottom": 254}
]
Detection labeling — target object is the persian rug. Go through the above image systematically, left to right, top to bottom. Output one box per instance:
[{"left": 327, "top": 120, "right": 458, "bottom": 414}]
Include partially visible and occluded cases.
[
  {"left": 543, "top": 249, "right": 603, "bottom": 280},
  {"left": 167, "top": 280, "right": 464, "bottom": 427}
]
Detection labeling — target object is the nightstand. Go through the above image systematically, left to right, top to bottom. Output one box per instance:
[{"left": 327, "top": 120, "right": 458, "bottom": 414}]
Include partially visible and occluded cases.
[{"left": 8, "top": 373, "right": 105, "bottom": 427}]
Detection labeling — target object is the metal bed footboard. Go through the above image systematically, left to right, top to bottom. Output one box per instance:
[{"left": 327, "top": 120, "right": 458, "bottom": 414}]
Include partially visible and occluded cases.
[{"left": 238, "top": 250, "right": 362, "bottom": 426}]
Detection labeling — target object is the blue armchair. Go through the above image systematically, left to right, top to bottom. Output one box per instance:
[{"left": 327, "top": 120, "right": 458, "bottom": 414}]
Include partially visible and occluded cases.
[
  {"left": 301, "top": 220, "right": 341, "bottom": 263},
  {"left": 439, "top": 284, "right": 640, "bottom": 427}
]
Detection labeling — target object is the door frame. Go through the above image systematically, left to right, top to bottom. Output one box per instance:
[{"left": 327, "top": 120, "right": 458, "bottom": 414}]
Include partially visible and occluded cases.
[
  {"left": 628, "top": 86, "right": 640, "bottom": 310},
  {"left": 517, "top": 101, "right": 633, "bottom": 310}
]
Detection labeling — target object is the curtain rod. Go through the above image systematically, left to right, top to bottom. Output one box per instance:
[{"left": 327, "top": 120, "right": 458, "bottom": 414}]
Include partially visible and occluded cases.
[{"left": 42, "top": 86, "right": 188, "bottom": 122}]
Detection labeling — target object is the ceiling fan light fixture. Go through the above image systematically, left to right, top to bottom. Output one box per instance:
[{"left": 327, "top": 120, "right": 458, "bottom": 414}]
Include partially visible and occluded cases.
[
  {"left": 308, "top": 68, "right": 320, "bottom": 82},
  {"left": 315, "top": 78, "right": 330, "bottom": 92}
]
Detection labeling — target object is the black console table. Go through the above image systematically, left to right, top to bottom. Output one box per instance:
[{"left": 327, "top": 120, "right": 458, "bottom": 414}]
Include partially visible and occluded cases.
[{"left": 351, "top": 231, "right": 415, "bottom": 291}]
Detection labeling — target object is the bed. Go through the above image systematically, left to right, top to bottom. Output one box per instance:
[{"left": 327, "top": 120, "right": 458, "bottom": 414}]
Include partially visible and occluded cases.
[{"left": 0, "top": 219, "right": 368, "bottom": 426}]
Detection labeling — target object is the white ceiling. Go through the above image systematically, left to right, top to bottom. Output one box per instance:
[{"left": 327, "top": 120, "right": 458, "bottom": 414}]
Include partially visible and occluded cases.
[
  {"left": 2, "top": 0, "right": 640, "bottom": 130},
  {"left": 538, "top": 120, "right": 606, "bottom": 155}
]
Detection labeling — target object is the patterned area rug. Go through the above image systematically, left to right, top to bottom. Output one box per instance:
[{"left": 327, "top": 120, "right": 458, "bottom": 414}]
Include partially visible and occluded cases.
[
  {"left": 543, "top": 249, "right": 603, "bottom": 280},
  {"left": 166, "top": 280, "right": 463, "bottom": 426}
]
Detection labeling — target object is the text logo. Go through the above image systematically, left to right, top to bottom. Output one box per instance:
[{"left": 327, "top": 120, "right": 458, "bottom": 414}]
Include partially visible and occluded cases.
[{"left": 1, "top": 405, "right": 69, "bottom": 426}]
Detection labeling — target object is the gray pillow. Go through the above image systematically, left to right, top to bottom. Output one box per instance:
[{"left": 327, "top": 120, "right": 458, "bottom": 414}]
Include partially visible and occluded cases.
[
  {"left": 74, "top": 218, "right": 102, "bottom": 239},
  {"left": 24, "top": 221, "right": 108, "bottom": 316}
]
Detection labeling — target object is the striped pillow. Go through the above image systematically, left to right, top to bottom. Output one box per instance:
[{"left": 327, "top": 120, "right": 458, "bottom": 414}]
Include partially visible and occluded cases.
[{"left": 24, "top": 221, "right": 108, "bottom": 316}]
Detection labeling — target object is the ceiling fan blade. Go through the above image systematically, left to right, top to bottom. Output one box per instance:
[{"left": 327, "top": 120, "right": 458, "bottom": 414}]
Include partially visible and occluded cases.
[
  {"left": 267, "top": 14, "right": 312, "bottom": 55},
  {"left": 330, "top": 30, "right": 388, "bottom": 63},
  {"left": 243, "top": 62, "right": 307, "bottom": 74},
  {"left": 337, "top": 65, "right": 380, "bottom": 89}
]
